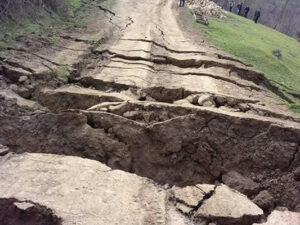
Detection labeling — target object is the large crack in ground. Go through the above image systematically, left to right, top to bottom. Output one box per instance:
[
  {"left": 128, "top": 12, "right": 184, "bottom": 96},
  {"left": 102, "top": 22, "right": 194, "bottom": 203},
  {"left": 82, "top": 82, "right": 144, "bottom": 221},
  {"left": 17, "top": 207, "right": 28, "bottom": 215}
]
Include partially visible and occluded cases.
[{"left": 1, "top": 0, "right": 300, "bottom": 222}]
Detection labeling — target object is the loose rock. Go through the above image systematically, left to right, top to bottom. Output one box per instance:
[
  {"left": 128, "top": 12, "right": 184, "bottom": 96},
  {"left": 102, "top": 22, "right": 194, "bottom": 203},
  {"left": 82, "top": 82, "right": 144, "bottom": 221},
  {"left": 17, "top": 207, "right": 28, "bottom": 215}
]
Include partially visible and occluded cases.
[
  {"left": 222, "top": 171, "right": 260, "bottom": 195},
  {"left": 195, "top": 184, "right": 263, "bottom": 224},
  {"left": 253, "top": 190, "right": 275, "bottom": 211}
]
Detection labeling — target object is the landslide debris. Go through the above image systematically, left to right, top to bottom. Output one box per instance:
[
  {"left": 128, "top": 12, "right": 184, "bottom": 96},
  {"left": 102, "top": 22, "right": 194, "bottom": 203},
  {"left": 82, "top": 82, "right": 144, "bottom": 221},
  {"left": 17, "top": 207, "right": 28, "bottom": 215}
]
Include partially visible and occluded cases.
[
  {"left": 1, "top": 0, "right": 300, "bottom": 224},
  {"left": 186, "top": 0, "right": 225, "bottom": 24},
  {"left": 187, "top": 0, "right": 225, "bottom": 19},
  {"left": 0, "top": 152, "right": 266, "bottom": 225}
]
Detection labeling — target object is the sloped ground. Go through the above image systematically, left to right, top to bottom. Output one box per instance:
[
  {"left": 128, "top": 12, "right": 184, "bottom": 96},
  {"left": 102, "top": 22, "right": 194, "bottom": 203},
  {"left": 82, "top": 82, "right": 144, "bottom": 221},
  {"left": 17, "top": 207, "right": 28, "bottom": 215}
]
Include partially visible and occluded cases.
[
  {"left": 0, "top": 0, "right": 300, "bottom": 224},
  {"left": 190, "top": 12, "right": 300, "bottom": 107}
]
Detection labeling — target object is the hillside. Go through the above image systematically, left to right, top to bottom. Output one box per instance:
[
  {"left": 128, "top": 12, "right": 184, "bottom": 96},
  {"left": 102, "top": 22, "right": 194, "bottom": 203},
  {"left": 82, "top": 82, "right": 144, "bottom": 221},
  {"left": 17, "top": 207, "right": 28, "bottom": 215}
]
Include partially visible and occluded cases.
[
  {"left": 0, "top": 0, "right": 110, "bottom": 49},
  {"left": 212, "top": 0, "right": 300, "bottom": 40},
  {"left": 190, "top": 11, "right": 300, "bottom": 110}
]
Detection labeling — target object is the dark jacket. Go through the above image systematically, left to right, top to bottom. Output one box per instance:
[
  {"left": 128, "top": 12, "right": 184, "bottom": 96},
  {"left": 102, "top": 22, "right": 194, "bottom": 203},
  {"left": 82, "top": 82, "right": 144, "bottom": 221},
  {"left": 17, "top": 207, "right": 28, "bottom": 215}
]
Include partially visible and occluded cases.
[{"left": 254, "top": 10, "right": 261, "bottom": 17}]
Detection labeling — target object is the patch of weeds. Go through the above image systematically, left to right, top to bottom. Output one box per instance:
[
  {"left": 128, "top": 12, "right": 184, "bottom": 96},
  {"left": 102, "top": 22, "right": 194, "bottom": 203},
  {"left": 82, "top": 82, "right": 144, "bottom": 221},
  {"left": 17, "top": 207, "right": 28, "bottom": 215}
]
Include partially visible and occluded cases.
[
  {"left": 65, "top": 0, "right": 82, "bottom": 17},
  {"left": 66, "top": 0, "right": 82, "bottom": 9},
  {"left": 26, "top": 23, "right": 41, "bottom": 35},
  {"left": 48, "top": 36, "right": 61, "bottom": 44},
  {"left": 0, "top": 41, "right": 9, "bottom": 50},
  {"left": 56, "top": 65, "right": 72, "bottom": 81},
  {"left": 288, "top": 104, "right": 300, "bottom": 113}
]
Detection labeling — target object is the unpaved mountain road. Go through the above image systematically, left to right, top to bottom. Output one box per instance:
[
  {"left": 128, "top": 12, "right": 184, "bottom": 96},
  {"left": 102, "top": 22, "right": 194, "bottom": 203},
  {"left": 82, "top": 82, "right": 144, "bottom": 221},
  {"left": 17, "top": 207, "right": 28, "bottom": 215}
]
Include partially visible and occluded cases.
[
  {"left": 0, "top": 0, "right": 300, "bottom": 223},
  {"left": 78, "top": 0, "right": 298, "bottom": 119}
]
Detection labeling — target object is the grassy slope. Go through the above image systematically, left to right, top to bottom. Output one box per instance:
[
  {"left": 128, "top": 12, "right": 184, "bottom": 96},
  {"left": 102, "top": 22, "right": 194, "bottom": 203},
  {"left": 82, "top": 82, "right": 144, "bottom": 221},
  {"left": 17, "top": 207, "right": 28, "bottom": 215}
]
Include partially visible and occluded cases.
[
  {"left": 0, "top": 0, "right": 114, "bottom": 49},
  {"left": 191, "top": 12, "right": 300, "bottom": 110}
]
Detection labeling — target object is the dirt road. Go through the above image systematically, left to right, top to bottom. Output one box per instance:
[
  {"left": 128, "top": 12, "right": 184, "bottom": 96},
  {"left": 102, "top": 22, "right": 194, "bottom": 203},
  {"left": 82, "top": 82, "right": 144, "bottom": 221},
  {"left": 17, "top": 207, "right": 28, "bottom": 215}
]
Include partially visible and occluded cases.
[
  {"left": 1, "top": 0, "right": 300, "bottom": 221},
  {"left": 74, "top": 0, "right": 297, "bottom": 120}
]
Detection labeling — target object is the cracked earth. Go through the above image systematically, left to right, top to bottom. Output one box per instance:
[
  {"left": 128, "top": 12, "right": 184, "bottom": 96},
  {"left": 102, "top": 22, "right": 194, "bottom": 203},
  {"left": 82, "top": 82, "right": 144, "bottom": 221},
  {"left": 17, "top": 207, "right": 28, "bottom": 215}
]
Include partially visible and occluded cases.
[{"left": 0, "top": 0, "right": 300, "bottom": 224}]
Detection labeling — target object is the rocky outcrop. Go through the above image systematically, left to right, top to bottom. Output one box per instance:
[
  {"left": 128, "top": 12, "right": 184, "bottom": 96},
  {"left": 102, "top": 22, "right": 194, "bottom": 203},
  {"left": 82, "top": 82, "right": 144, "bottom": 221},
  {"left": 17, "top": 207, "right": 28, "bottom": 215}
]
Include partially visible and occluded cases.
[{"left": 212, "top": 0, "right": 300, "bottom": 39}]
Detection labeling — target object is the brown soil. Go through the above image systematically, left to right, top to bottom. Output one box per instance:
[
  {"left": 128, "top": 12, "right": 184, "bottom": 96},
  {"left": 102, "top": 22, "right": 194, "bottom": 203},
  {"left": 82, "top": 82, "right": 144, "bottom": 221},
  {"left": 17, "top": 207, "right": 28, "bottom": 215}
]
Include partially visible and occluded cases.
[
  {"left": 0, "top": 0, "right": 300, "bottom": 222},
  {"left": 0, "top": 198, "right": 62, "bottom": 225}
]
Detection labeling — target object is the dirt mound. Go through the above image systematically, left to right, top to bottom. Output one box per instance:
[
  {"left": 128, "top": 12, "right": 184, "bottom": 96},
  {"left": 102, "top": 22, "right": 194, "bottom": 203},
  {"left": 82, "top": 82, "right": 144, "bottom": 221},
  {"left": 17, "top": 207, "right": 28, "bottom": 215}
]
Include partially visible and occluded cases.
[{"left": 187, "top": 0, "right": 225, "bottom": 22}]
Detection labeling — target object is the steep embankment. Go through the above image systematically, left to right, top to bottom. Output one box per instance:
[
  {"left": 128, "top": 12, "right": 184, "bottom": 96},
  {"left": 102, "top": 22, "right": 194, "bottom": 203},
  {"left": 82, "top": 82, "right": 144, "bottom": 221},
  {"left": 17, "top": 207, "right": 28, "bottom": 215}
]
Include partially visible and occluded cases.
[
  {"left": 0, "top": 0, "right": 108, "bottom": 49},
  {"left": 212, "top": 0, "right": 300, "bottom": 40}
]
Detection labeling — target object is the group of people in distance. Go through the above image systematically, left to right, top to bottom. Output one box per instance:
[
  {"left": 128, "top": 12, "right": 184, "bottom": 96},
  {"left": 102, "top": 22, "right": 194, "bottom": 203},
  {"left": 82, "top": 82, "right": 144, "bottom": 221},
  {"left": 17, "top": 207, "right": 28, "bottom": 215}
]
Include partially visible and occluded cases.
[{"left": 229, "top": 1, "right": 261, "bottom": 23}]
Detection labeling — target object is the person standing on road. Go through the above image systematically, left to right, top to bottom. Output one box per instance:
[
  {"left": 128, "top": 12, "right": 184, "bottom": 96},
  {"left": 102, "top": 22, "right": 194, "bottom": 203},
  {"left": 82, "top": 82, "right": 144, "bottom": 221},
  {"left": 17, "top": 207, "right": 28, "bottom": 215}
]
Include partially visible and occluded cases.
[
  {"left": 179, "top": 0, "right": 185, "bottom": 7},
  {"left": 229, "top": 0, "right": 235, "bottom": 12},
  {"left": 244, "top": 6, "right": 250, "bottom": 18},
  {"left": 253, "top": 9, "right": 261, "bottom": 23}
]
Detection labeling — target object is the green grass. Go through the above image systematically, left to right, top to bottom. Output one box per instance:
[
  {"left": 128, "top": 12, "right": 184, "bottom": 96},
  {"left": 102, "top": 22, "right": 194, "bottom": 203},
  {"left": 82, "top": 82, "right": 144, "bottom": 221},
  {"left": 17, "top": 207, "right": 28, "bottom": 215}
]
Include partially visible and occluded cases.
[
  {"left": 0, "top": 0, "right": 116, "bottom": 50},
  {"left": 66, "top": 0, "right": 82, "bottom": 10},
  {"left": 191, "top": 12, "right": 300, "bottom": 105},
  {"left": 56, "top": 65, "right": 72, "bottom": 81},
  {"left": 289, "top": 104, "right": 300, "bottom": 113}
]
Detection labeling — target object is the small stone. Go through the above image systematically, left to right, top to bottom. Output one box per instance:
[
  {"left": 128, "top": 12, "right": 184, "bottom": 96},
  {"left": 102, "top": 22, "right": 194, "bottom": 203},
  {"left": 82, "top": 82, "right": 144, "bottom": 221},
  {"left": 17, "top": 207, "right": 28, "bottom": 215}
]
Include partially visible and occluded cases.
[
  {"left": 18, "top": 76, "right": 28, "bottom": 83},
  {"left": 9, "top": 84, "right": 19, "bottom": 92},
  {"left": 18, "top": 86, "right": 32, "bottom": 99},
  {"left": 197, "top": 94, "right": 215, "bottom": 107},
  {"left": 215, "top": 96, "right": 227, "bottom": 106},
  {"left": 203, "top": 100, "right": 216, "bottom": 107},
  {"left": 239, "top": 103, "right": 250, "bottom": 112},
  {"left": 123, "top": 111, "right": 140, "bottom": 118},
  {"left": 0, "top": 144, "right": 9, "bottom": 156},
  {"left": 293, "top": 167, "right": 300, "bottom": 181},
  {"left": 222, "top": 171, "right": 260, "bottom": 195},
  {"left": 163, "top": 184, "right": 170, "bottom": 190},
  {"left": 253, "top": 190, "right": 275, "bottom": 210},
  {"left": 14, "top": 202, "right": 34, "bottom": 211}
]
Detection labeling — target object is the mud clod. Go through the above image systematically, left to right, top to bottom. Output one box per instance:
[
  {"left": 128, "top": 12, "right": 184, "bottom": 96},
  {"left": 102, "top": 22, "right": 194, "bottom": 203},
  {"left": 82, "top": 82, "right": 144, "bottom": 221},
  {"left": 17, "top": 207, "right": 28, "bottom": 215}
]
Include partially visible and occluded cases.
[{"left": 0, "top": 198, "right": 62, "bottom": 225}]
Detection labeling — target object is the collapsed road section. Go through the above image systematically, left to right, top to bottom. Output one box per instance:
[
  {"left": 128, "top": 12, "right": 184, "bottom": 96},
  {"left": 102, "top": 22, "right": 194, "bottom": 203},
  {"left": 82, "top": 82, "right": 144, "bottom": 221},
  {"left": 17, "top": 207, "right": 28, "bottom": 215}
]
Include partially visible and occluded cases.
[{"left": 0, "top": 0, "right": 300, "bottom": 224}]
